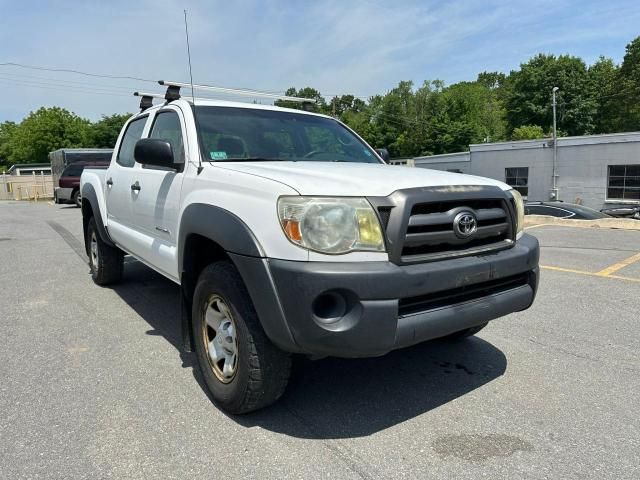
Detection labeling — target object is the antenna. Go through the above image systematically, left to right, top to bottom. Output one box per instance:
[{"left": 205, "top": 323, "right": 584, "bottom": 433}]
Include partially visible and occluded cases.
[{"left": 184, "top": 9, "right": 203, "bottom": 174}]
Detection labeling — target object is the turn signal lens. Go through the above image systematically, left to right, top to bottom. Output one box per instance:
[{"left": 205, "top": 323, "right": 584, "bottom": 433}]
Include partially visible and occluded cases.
[
  {"left": 509, "top": 189, "right": 525, "bottom": 235},
  {"left": 356, "top": 208, "right": 383, "bottom": 247},
  {"left": 282, "top": 219, "right": 302, "bottom": 242}
]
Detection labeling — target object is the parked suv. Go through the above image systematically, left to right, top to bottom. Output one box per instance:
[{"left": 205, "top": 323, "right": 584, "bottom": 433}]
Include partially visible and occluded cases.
[{"left": 81, "top": 83, "right": 540, "bottom": 414}]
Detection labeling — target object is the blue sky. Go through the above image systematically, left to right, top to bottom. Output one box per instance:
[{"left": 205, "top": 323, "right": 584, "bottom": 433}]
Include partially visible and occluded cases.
[{"left": 1, "top": 0, "right": 639, "bottom": 122}]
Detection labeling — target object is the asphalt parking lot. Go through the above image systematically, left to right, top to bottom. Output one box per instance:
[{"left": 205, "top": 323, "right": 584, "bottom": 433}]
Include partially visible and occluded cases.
[{"left": 1, "top": 202, "right": 639, "bottom": 479}]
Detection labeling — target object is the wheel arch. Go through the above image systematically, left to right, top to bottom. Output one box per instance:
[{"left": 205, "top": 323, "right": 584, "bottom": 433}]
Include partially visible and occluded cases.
[
  {"left": 81, "top": 182, "right": 115, "bottom": 252},
  {"left": 178, "top": 203, "right": 265, "bottom": 351}
]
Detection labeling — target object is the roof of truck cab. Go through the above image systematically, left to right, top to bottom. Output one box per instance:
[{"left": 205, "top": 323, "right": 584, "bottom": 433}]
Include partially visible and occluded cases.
[{"left": 141, "top": 97, "right": 334, "bottom": 120}]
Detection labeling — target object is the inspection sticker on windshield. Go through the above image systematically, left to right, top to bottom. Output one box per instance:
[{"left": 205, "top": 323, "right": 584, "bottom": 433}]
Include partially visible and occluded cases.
[{"left": 210, "top": 151, "right": 227, "bottom": 160}]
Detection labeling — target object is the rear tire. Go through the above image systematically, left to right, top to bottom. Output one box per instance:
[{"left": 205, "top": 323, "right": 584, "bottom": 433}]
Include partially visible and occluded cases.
[
  {"left": 72, "top": 190, "right": 81, "bottom": 208},
  {"left": 87, "top": 217, "right": 123, "bottom": 285},
  {"left": 192, "top": 261, "right": 291, "bottom": 414},
  {"left": 443, "top": 322, "right": 488, "bottom": 341}
]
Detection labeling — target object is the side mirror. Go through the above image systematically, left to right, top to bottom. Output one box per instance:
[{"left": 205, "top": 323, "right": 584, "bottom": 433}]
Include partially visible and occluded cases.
[
  {"left": 134, "top": 138, "right": 176, "bottom": 169},
  {"left": 375, "top": 148, "right": 390, "bottom": 163}
]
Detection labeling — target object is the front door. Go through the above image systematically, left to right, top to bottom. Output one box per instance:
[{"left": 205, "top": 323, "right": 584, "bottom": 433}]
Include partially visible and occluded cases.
[{"left": 127, "top": 108, "right": 187, "bottom": 280}]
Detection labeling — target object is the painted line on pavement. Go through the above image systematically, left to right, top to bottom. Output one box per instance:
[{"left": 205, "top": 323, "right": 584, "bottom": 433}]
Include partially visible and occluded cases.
[
  {"left": 596, "top": 252, "right": 640, "bottom": 277},
  {"left": 541, "top": 265, "right": 640, "bottom": 283}
]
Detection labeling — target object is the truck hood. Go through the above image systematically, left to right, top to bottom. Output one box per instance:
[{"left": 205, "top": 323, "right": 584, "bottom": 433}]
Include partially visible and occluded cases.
[{"left": 215, "top": 161, "right": 510, "bottom": 197}]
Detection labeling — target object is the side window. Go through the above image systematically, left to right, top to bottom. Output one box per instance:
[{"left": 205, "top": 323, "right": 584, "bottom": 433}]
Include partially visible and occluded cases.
[
  {"left": 150, "top": 111, "right": 185, "bottom": 163},
  {"left": 117, "top": 117, "right": 147, "bottom": 167},
  {"left": 532, "top": 206, "right": 571, "bottom": 218}
]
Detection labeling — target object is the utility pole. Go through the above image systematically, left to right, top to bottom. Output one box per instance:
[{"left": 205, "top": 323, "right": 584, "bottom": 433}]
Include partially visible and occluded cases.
[{"left": 551, "top": 86, "right": 559, "bottom": 200}]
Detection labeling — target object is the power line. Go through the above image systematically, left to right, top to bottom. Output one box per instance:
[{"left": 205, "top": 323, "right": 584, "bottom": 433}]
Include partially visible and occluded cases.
[
  {"left": 0, "top": 61, "right": 374, "bottom": 100},
  {"left": 0, "top": 62, "right": 156, "bottom": 83},
  {"left": 0, "top": 71, "right": 140, "bottom": 92},
  {"left": 0, "top": 75, "right": 133, "bottom": 96},
  {"left": 0, "top": 79, "right": 131, "bottom": 98}
]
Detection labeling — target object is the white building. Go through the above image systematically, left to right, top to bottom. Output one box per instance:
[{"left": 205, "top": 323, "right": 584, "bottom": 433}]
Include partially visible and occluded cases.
[{"left": 402, "top": 132, "right": 640, "bottom": 211}]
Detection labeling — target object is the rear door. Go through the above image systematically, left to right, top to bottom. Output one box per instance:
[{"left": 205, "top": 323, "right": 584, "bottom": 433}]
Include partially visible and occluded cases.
[
  {"left": 127, "top": 108, "right": 187, "bottom": 280},
  {"left": 104, "top": 115, "right": 148, "bottom": 252}
]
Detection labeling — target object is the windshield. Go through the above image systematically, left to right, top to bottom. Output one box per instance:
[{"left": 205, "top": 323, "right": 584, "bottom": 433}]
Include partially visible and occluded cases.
[{"left": 195, "top": 106, "right": 381, "bottom": 163}]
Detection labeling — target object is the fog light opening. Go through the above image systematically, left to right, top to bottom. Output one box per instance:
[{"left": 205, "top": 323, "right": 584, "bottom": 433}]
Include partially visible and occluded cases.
[{"left": 312, "top": 291, "right": 347, "bottom": 323}]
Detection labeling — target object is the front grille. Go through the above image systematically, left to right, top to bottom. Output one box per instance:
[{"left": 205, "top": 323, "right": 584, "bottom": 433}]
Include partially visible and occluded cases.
[
  {"left": 368, "top": 185, "right": 517, "bottom": 265},
  {"left": 399, "top": 198, "right": 512, "bottom": 262},
  {"left": 398, "top": 273, "right": 529, "bottom": 317}
]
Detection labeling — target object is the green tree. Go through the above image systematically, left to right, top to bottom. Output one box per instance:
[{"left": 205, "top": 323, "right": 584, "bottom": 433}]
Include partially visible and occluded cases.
[
  {"left": 607, "top": 37, "right": 640, "bottom": 132},
  {"left": 506, "top": 54, "right": 596, "bottom": 136},
  {"left": 587, "top": 56, "right": 619, "bottom": 133},
  {"left": 476, "top": 71, "right": 506, "bottom": 90},
  {"left": 274, "top": 87, "right": 327, "bottom": 111},
  {"left": 5, "top": 107, "right": 91, "bottom": 164},
  {"left": 89, "top": 113, "right": 131, "bottom": 148},
  {"left": 0, "top": 121, "right": 18, "bottom": 170},
  {"left": 511, "top": 124, "right": 546, "bottom": 140}
]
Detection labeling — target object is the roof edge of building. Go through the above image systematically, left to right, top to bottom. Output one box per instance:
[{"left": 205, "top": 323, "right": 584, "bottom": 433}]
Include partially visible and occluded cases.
[
  {"left": 470, "top": 131, "right": 640, "bottom": 152},
  {"left": 413, "top": 151, "right": 471, "bottom": 163}
]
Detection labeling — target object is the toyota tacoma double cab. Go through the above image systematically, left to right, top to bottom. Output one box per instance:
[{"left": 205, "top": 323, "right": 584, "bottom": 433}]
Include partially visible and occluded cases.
[{"left": 81, "top": 83, "right": 539, "bottom": 414}]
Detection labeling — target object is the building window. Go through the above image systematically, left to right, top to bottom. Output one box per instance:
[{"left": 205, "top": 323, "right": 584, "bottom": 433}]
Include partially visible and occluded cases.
[
  {"left": 607, "top": 165, "right": 640, "bottom": 201},
  {"left": 505, "top": 167, "right": 529, "bottom": 197}
]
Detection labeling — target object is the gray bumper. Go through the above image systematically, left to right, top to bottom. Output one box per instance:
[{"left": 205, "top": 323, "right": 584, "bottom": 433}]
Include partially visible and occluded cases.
[
  {"left": 55, "top": 187, "right": 73, "bottom": 201},
  {"left": 231, "top": 234, "right": 539, "bottom": 358}
]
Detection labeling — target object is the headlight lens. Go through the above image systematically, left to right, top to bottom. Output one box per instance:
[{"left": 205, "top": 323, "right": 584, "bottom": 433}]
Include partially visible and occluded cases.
[
  {"left": 510, "top": 189, "right": 525, "bottom": 234},
  {"left": 278, "top": 197, "right": 385, "bottom": 254}
]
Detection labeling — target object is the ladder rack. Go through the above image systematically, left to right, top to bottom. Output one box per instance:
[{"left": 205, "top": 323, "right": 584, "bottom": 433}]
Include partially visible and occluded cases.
[
  {"left": 158, "top": 80, "right": 317, "bottom": 104},
  {"left": 133, "top": 82, "right": 318, "bottom": 112},
  {"left": 133, "top": 91, "right": 165, "bottom": 111}
]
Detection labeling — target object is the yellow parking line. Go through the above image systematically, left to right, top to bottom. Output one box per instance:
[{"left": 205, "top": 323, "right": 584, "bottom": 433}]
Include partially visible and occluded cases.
[
  {"left": 596, "top": 252, "right": 640, "bottom": 277},
  {"left": 541, "top": 265, "right": 640, "bottom": 283}
]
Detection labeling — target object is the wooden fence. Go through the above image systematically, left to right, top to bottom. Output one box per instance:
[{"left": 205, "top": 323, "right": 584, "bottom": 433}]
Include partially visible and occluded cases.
[{"left": 0, "top": 172, "right": 54, "bottom": 201}]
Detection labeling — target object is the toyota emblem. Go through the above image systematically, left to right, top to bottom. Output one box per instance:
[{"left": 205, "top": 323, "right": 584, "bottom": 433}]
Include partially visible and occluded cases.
[{"left": 453, "top": 211, "right": 478, "bottom": 238}]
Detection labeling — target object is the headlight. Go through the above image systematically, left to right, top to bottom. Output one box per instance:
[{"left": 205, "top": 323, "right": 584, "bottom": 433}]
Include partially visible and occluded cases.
[
  {"left": 510, "top": 189, "right": 525, "bottom": 235},
  {"left": 277, "top": 197, "right": 385, "bottom": 254}
]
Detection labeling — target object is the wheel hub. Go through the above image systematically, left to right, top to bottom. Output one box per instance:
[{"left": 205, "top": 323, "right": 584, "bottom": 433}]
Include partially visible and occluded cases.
[
  {"left": 90, "top": 231, "right": 98, "bottom": 270},
  {"left": 202, "top": 295, "right": 238, "bottom": 383}
]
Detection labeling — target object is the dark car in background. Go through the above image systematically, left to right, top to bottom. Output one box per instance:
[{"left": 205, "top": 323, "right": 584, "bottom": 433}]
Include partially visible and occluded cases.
[
  {"left": 50, "top": 149, "right": 112, "bottom": 206},
  {"left": 56, "top": 161, "right": 110, "bottom": 206},
  {"left": 525, "top": 201, "right": 611, "bottom": 220},
  {"left": 600, "top": 205, "right": 640, "bottom": 220}
]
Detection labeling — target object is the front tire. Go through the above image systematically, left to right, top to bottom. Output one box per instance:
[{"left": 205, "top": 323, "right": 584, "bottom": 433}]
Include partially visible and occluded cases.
[
  {"left": 87, "top": 217, "right": 123, "bottom": 285},
  {"left": 192, "top": 261, "right": 291, "bottom": 414}
]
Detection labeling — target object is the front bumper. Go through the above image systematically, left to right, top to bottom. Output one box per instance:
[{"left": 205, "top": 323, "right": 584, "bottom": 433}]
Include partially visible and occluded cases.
[
  {"left": 55, "top": 187, "right": 73, "bottom": 201},
  {"left": 231, "top": 233, "right": 539, "bottom": 358}
]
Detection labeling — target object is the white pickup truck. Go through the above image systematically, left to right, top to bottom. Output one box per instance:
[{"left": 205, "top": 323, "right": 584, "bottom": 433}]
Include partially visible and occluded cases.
[{"left": 81, "top": 83, "right": 539, "bottom": 413}]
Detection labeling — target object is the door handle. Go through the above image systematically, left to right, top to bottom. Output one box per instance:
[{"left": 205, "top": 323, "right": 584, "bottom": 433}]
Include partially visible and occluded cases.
[
  {"left": 106, "top": 178, "right": 113, "bottom": 187},
  {"left": 130, "top": 181, "right": 141, "bottom": 192}
]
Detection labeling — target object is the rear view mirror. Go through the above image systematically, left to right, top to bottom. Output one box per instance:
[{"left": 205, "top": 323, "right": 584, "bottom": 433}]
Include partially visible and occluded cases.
[
  {"left": 134, "top": 138, "right": 176, "bottom": 169},
  {"left": 375, "top": 148, "right": 390, "bottom": 163}
]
